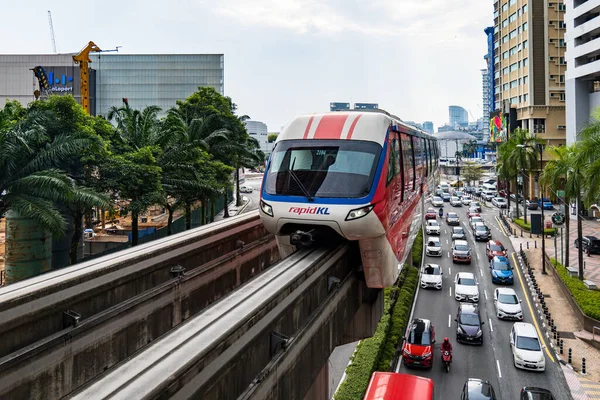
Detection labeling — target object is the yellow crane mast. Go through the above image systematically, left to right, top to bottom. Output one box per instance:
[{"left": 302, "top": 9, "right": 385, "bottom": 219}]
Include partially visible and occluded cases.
[{"left": 72, "top": 41, "right": 102, "bottom": 114}]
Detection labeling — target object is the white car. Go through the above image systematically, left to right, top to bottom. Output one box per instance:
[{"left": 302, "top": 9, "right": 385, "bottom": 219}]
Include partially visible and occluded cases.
[
  {"left": 240, "top": 185, "right": 253, "bottom": 193},
  {"left": 431, "top": 196, "right": 444, "bottom": 207},
  {"left": 450, "top": 196, "right": 462, "bottom": 207},
  {"left": 461, "top": 196, "right": 472, "bottom": 206},
  {"left": 492, "top": 197, "right": 508, "bottom": 208},
  {"left": 469, "top": 216, "right": 484, "bottom": 230},
  {"left": 425, "top": 220, "right": 441, "bottom": 235},
  {"left": 426, "top": 237, "right": 442, "bottom": 257},
  {"left": 421, "top": 263, "right": 443, "bottom": 289},
  {"left": 454, "top": 272, "right": 479, "bottom": 302},
  {"left": 494, "top": 288, "right": 523, "bottom": 320},
  {"left": 510, "top": 322, "right": 546, "bottom": 371}
]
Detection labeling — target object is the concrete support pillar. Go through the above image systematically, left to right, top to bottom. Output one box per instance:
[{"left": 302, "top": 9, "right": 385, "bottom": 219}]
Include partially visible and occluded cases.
[
  {"left": 343, "top": 286, "right": 383, "bottom": 343},
  {"left": 304, "top": 360, "right": 329, "bottom": 400}
]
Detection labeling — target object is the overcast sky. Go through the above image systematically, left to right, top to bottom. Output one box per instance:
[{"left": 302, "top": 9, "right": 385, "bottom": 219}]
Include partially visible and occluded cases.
[{"left": 2, "top": 0, "right": 492, "bottom": 132}]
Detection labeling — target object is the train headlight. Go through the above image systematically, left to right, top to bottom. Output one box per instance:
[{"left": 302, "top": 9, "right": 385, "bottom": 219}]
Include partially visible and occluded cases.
[
  {"left": 260, "top": 200, "right": 273, "bottom": 217},
  {"left": 345, "top": 205, "right": 374, "bottom": 221}
]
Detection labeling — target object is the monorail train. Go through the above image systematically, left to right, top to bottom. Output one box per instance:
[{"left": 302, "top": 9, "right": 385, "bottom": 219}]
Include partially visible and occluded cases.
[{"left": 259, "top": 110, "right": 439, "bottom": 288}]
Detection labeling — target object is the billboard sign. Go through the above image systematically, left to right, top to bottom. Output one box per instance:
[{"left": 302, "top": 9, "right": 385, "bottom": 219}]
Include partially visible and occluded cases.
[{"left": 489, "top": 110, "right": 507, "bottom": 143}]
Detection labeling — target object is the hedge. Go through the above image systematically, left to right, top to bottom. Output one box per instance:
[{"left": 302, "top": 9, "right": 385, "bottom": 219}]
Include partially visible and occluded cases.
[
  {"left": 513, "top": 218, "right": 557, "bottom": 236},
  {"left": 335, "top": 230, "right": 423, "bottom": 400},
  {"left": 550, "top": 258, "right": 600, "bottom": 321},
  {"left": 376, "top": 267, "right": 419, "bottom": 371}
]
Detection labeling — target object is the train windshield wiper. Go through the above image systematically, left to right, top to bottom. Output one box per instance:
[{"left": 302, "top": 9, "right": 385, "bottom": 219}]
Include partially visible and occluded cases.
[{"left": 288, "top": 158, "right": 314, "bottom": 201}]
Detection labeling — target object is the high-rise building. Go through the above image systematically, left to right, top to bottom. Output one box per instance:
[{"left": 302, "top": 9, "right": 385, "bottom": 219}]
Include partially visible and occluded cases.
[
  {"left": 493, "top": 0, "right": 566, "bottom": 197},
  {"left": 565, "top": 0, "right": 600, "bottom": 145},
  {"left": 484, "top": 26, "right": 496, "bottom": 124},
  {"left": 481, "top": 69, "right": 490, "bottom": 125},
  {"left": 449, "top": 105, "right": 469, "bottom": 127},
  {"left": 244, "top": 120, "right": 270, "bottom": 156},
  {"left": 422, "top": 121, "right": 434, "bottom": 134}
]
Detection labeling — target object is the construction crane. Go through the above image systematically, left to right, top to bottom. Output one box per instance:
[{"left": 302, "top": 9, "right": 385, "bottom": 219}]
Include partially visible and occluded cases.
[
  {"left": 47, "top": 11, "right": 57, "bottom": 53},
  {"left": 72, "top": 41, "right": 102, "bottom": 114}
]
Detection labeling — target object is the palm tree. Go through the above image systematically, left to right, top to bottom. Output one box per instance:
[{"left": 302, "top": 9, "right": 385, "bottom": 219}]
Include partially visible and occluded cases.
[
  {"left": 108, "top": 104, "right": 162, "bottom": 150},
  {"left": 0, "top": 109, "right": 94, "bottom": 237},
  {"left": 497, "top": 138, "right": 517, "bottom": 217},
  {"left": 540, "top": 145, "right": 573, "bottom": 276}
]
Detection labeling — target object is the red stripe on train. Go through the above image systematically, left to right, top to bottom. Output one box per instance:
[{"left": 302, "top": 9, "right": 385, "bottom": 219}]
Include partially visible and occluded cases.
[
  {"left": 312, "top": 114, "right": 349, "bottom": 139},
  {"left": 346, "top": 114, "right": 363, "bottom": 139},
  {"left": 302, "top": 116, "right": 315, "bottom": 139}
]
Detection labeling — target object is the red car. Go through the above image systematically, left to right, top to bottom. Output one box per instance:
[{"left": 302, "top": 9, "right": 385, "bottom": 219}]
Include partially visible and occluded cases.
[
  {"left": 467, "top": 207, "right": 480, "bottom": 218},
  {"left": 425, "top": 208, "right": 437, "bottom": 220},
  {"left": 486, "top": 240, "right": 507, "bottom": 260},
  {"left": 402, "top": 318, "right": 436, "bottom": 368}
]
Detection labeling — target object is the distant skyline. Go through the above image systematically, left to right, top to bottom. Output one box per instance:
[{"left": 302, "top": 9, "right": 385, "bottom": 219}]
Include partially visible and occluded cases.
[{"left": 1, "top": 0, "right": 491, "bottom": 132}]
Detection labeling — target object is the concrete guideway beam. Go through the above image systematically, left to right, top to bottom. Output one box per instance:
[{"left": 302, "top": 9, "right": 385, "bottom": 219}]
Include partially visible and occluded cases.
[
  {"left": 0, "top": 211, "right": 266, "bottom": 359},
  {"left": 0, "top": 235, "right": 279, "bottom": 399},
  {"left": 69, "top": 244, "right": 378, "bottom": 400}
]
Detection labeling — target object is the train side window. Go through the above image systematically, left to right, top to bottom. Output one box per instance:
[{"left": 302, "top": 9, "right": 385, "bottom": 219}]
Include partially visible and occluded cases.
[
  {"left": 401, "top": 133, "right": 414, "bottom": 191},
  {"left": 387, "top": 136, "right": 401, "bottom": 185}
]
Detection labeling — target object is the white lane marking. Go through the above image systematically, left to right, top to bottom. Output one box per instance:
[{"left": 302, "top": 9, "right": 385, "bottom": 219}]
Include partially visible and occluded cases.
[
  {"left": 444, "top": 230, "right": 447, "bottom": 234},
  {"left": 447, "top": 251, "right": 450, "bottom": 257},
  {"left": 448, "top": 267, "right": 451, "bottom": 275},
  {"left": 479, "top": 268, "right": 483, "bottom": 277},
  {"left": 449, "top": 287, "right": 452, "bottom": 297},
  {"left": 484, "top": 290, "right": 488, "bottom": 300},
  {"left": 448, "top": 314, "right": 452, "bottom": 327},
  {"left": 489, "top": 318, "right": 494, "bottom": 332},
  {"left": 496, "top": 360, "right": 502, "bottom": 378}
]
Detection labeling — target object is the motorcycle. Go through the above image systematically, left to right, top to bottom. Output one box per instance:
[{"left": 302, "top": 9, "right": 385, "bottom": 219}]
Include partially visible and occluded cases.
[
  {"left": 439, "top": 208, "right": 444, "bottom": 218},
  {"left": 442, "top": 350, "right": 452, "bottom": 373}
]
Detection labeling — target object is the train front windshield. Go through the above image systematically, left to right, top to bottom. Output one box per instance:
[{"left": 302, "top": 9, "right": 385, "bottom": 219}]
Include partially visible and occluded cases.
[{"left": 264, "top": 140, "right": 382, "bottom": 199}]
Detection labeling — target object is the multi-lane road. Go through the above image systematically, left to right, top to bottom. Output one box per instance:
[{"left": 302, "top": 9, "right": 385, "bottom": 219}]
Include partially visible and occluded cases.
[{"left": 396, "top": 200, "right": 572, "bottom": 400}]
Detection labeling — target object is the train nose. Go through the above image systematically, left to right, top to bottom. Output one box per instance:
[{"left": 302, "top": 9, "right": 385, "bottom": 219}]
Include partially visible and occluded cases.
[{"left": 290, "top": 230, "right": 315, "bottom": 247}]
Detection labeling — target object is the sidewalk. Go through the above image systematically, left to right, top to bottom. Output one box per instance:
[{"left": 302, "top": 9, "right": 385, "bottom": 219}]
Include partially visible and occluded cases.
[{"left": 500, "top": 216, "right": 600, "bottom": 399}]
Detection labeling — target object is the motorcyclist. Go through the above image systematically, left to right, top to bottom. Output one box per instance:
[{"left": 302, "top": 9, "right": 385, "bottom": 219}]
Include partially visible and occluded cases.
[
  {"left": 439, "top": 206, "right": 444, "bottom": 218},
  {"left": 440, "top": 337, "right": 453, "bottom": 361}
]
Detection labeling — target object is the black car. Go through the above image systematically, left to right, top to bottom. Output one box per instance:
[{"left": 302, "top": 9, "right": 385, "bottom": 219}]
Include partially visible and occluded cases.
[
  {"left": 473, "top": 224, "right": 492, "bottom": 241},
  {"left": 452, "top": 226, "right": 467, "bottom": 240},
  {"left": 574, "top": 236, "right": 600, "bottom": 254},
  {"left": 455, "top": 303, "right": 484, "bottom": 345},
  {"left": 461, "top": 378, "right": 497, "bottom": 400},
  {"left": 520, "top": 387, "right": 555, "bottom": 400}
]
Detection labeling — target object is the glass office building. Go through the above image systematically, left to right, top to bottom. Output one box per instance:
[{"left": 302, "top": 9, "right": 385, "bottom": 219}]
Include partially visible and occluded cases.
[{"left": 0, "top": 53, "right": 224, "bottom": 116}]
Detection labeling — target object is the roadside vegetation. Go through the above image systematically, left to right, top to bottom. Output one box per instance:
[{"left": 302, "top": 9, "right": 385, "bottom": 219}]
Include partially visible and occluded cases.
[
  {"left": 0, "top": 88, "right": 264, "bottom": 264},
  {"left": 550, "top": 258, "right": 600, "bottom": 320}
]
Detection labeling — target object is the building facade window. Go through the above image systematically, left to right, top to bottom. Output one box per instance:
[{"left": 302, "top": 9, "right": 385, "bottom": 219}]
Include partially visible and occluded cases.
[
  {"left": 509, "top": 0, "right": 516, "bottom": 6},
  {"left": 503, "top": 3, "right": 509, "bottom": 12},
  {"left": 523, "top": 4, "right": 528, "bottom": 13},
  {"left": 509, "top": 13, "right": 517, "bottom": 23},
  {"left": 503, "top": 19, "right": 509, "bottom": 27},
  {"left": 523, "top": 22, "right": 528, "bottom": 31},
  {"left": 509, "top": 29, "right": 517, "bottom": 39},
  {"left": 503, "top": 35, "right": 509, "bottom": 43},
  {"left": 523, "top": 40, "right": 528, "bottom": 49},
  {"left": 510, "top": 46, "right": 518, "bottom": 55},
  {"left": 503, "top": 51, "right": 509, "bottom": 59},
  {"left": 523, "top": 58, "right": 529, "bottom": 66},
  {"left": 510, "top": 63, "right": 518, "bottom": 72},
  {"left": 503, "top": 67, "right": 509, "bottom": 75},
  {"left": 523, "top": 75, "right": 529, "bottom": 84},
  {"left": 510, "top": 80, "right": 518, "bottom": 88},
  {"left": 503, "top": 83, "right": 509, "bottom": 91},
  {"left": 523, "top": 93, "right": 529, "bottom": 102},
  {"left": 511, "top": 97, "right": 518, "bottom": 104}
]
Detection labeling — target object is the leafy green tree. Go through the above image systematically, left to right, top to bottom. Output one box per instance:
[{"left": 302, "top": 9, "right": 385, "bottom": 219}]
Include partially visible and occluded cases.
[
  {"left": 175, "top": 86, "right": 235, "bottom": 123},
  {"left": 268, "top": 133, "right": 278, "bottom": 143},
  {"left": 540, "top": 145, "right": 573, "bottom": 278},
  {"left": 102, "top": 148, "right": 162, "bottom": 246},
  {"left": 462, "top": 162, "right": 484, "bottom": 186}
]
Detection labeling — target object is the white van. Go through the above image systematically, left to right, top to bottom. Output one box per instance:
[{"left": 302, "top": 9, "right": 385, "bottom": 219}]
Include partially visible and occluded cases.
[{"left": 482, "top": 183, "right": 497, "bottom": 192}]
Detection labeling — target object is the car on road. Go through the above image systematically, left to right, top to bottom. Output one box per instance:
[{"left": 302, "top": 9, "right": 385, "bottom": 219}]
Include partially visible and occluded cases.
[
  {"left": 439, "top": 183, "right": 450, "bottom": 192},
  {"left": 239, "top": 185, "right": 253, "bottom": 193},
  {"left": 473, "top": 187, "right": 484, "bottom": 195},
  {"left": 436, "top": 189, "right": 444, "bottom": 197},
  {"left": 454, "top": 190, "right": 465, "bottom": 198},
  {"left": 482, "top": 191, "right": 496, "bottom": 201},
  {"left": 441, "top": 192, "right": 451, "bottom": 202},
  {"left": 510, "top": 193, "right": 525, "bottom": 204},
  {"left": 461, "top": 195, "right": 473, "bottom": 206},
  {"left": 431, "top": 196, "right": 444, "bottom": 207},
  {"left": 450, "top": 196, "right": 462, "bottom": 207},
  {"left": 492, "top": 197, "right": 508, "bottom": 208},
  {"left": 537, "top": 198, "right": 553, "bottom": 210},
  {"left": 525, "top": 200, "right": 539, "bottom": 210},
  {"left": 470, "top": 201, "right": 482, "bottom": 213},
  {"left": 467, "top": 207, "right": 480, "bottom": 218},
  {"left": 425, "top": 208, "right": 437, "bottom": 220},
  {"left": 446, "top": 212, "right": 460, "bottom": 226},
  {"left": 469, "top": 216, "right": 484, "bottom": 229},
  {"left": 425, "top": 220, "right": 441, "bottom": 235},
  {"left": 473, "top": 223, "right": 492, "bottom": 241},
  {"left": 452, "top": 226, "right": 467, "bottom": 240},
  {"left": 574, "top": 236, "right": 600, "bottom": 254},
  {"left": 425, "top": 237, "right": 442, "bottom": 257},
  {"left": 452, "top": 240, "right": 472, "bottom": 264},
  {"left": 486, "top": 240, "right": 507, "bottom": 260},
  {"left": 490, "top": 255, "right": 514, "bottom": 284},
  {"left": 420, "top": 264, "right": 443, "bottom": 290},
  {"left": 454, "top": 272, "right": 479, "bottom": 302},
  {"left": 494, "top": 288, "right": 523, "bottom": 320},
  {"left": 455, "top": 303, "right": 484, "bottom": 345},
  {"left": 402, "top": 318, "right": 436, "bottom": 368},
  {"left": 510, "top": 322, "right": 546, "bottom": 371},
  {"left": 460, "top": 378, "right": 497, "bottom": 400},
  {"left": 519, "top": 387, "right": 555, "bottom": 400}
]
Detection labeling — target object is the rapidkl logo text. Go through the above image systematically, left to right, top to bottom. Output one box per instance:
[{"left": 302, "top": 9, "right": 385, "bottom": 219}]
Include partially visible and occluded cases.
[{"left": 289, "top": 206, "right": 331, "bottom": 215}]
